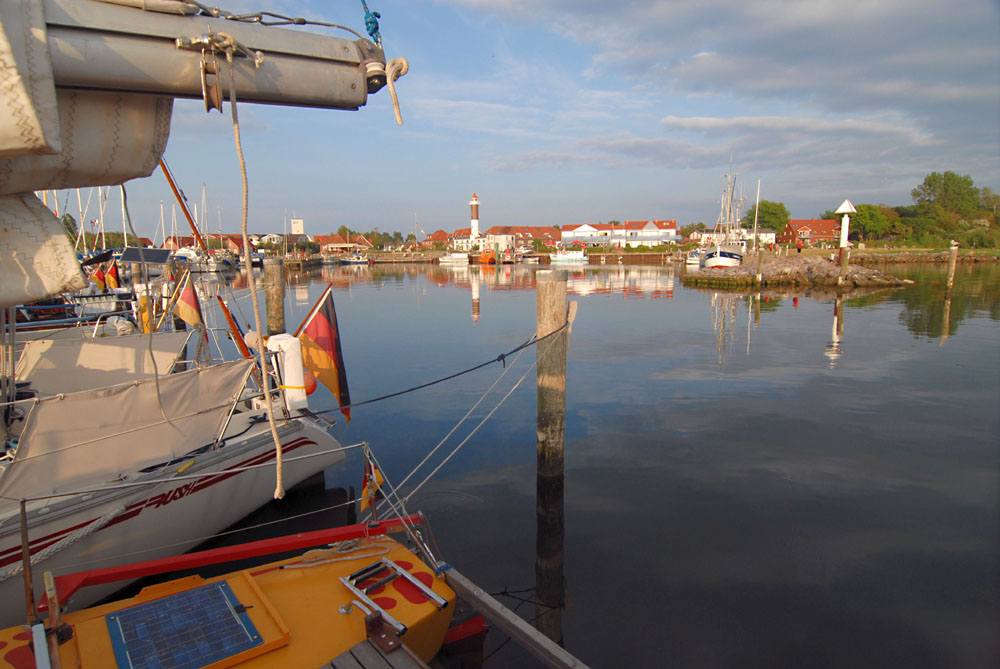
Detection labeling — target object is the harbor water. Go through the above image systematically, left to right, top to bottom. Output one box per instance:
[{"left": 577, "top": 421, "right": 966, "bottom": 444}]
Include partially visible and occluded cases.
[{"left": 221, "top": 261, "right": 998, "bottom": 667}]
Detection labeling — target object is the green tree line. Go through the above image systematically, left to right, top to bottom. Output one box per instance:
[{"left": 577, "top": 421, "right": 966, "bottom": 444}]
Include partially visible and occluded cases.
[{"left": 738, "top": 171, "right": 998, "bottom": 248}]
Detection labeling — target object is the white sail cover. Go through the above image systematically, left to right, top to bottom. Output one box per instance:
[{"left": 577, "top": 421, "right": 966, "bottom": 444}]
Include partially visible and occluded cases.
[
  {"left": 15, "top": 332, "right": 190, "bottom": 395},
  {"left": 0, "top": 359, "right": 254, "bottom": 500}
]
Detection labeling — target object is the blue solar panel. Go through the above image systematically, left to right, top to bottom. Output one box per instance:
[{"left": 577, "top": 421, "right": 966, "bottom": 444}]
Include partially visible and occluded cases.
[{"left": 106, "top": 581, "right": 263, "bottom": 669}]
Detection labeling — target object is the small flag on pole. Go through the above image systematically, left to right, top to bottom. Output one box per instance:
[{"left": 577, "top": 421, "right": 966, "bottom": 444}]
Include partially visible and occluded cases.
[
  {"left": 174, "top": 273, "right": 203, "bottom": 329},
  {"left": 297, "top": 285, "right": 351, "bottom": 422},
  {"left": 360, "top": 454, "right": 384, "bottom": 513}
]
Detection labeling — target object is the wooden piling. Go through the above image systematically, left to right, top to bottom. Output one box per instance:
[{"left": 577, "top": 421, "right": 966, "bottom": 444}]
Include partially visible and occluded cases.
[
  {"left": 947, "top": 241, "right": 959, "bottom": 289},
  {"left": 263, "top": 258, "right": 285, "bottom": 335},
  {"left": 535, "top": 270, "right": 569, "bottom": 643}
]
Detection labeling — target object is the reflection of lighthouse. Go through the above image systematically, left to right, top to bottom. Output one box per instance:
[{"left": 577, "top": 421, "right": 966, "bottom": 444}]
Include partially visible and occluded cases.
[
  {"left": 470, "top": 193, "right": 480, "bottom": 249},
  {"left": 471, "top": 268, "right": 481, "bottom": 324}
]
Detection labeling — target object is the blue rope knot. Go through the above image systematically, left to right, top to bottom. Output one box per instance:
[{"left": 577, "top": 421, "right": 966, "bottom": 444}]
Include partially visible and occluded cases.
[{"left": 359, "top": 0, "right": 381, "bottom": 44}]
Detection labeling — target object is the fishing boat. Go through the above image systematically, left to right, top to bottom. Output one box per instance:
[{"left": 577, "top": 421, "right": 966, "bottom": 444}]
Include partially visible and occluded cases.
[
  {"left": 701, "top": 170, "right": 747, "bottom": 269},
  {"left": 549, "top": 247, "right": 587, "bottom": 265},
  {"left": 437, "top": 252, "right": 469, "bottom": 265}
]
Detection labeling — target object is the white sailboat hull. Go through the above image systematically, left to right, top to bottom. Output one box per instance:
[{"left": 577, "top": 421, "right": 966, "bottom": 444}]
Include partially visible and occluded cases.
[
  {"left": 701, "top": 245, "right": 744, "bottom": 268},
  {"left": 0, "top": 417, "right": 344, "bottom": 626}
]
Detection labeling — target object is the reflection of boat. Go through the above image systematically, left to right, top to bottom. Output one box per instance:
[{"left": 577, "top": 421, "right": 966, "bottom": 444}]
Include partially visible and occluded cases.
[
  {"left": 702, "top": 170, "right": 746, "bottom": 269},
  {"left": 549, "top": 248, "right": 587, "bottom": 265},
  {"left": 438, "top": 252, "right": 469, "bottom": 265},
  {"left": 0, "top": 332, "right": 346, "bottom": 626}
]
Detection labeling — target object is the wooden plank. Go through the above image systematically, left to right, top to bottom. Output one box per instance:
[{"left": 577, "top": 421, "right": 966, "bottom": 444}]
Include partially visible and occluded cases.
[
  {"left": 443, "top": 567, "right": 589, "bottom": 668},
  {"left": 327, "top": 639, "right": 428, "bottom": 669}
]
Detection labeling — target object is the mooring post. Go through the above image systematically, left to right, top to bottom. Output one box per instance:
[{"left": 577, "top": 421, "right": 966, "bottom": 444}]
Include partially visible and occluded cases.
[
  {"left": 947, "top": 240, "right": 959, "bottom": 290},
  {"left": 263, "top": 258, "right": 285, "bottom": 335},
  {"left": 535, "top": 270, "right": 570, "bottom": 643}
]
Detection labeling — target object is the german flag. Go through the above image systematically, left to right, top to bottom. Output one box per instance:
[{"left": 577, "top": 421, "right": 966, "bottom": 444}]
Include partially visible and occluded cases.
[
  {"left": 105, "top": 260, "right": 120, "bottom": 289},
  {"left": 91, "top": 267, "right": 106, "bottom": 292},
  {"left": 174, "top": 272, "right": 203, "bottom": 329},
  {"left": 297, "top": 285, "right": 351, "bottom": 422},
  {"left": 360, "top": 455, "right": 384, "bottom": 513}
]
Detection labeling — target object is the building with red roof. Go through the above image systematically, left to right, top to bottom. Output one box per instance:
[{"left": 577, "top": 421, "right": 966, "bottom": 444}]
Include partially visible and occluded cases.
[{"left": 777, "top": 219, "right": 841, "bottom": 247}]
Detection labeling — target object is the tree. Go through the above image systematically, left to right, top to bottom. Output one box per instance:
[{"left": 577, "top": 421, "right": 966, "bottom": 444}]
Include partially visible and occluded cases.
[
  {"left": 911, "top": 171, "right": 980, "bottom": 224},
  {"left": 981, "top": 187, "right": 999, "bottom": 225},
  {"left": 742, "top": 200, "right": 789, "bottom": 233},
  {"left": 850, "top": 204, "right": 891, "bottom": 241}
]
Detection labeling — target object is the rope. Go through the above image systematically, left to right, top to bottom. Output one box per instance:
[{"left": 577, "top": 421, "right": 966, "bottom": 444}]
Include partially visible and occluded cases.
[
  {"left": 359, "top": 0, "right": 381, "bottom": 45},
  {"left": 220, "top": 35, "right": 286, "bottom": 500},
  {"left": 385, "top": 57, "right": 408, "bottom": 125},
  {"left": 0, "top": 504, "right": 126, "bottom": 583},
  {"left": 280, "top": 538, "right": 390, "bottom": 570}
]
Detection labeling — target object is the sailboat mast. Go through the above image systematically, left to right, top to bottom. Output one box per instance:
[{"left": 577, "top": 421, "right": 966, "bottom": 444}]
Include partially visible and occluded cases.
[
  {"left": 752, "top": 179, "right": 761, "bottom": 252},
  {"left": 120, "top": 185, "right": 128, "bottom": 247}
]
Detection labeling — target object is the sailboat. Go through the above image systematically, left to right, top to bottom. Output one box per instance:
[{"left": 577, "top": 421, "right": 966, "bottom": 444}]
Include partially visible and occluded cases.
[{"left": 702, "top": 170, "right": 747, "bottom": 269}]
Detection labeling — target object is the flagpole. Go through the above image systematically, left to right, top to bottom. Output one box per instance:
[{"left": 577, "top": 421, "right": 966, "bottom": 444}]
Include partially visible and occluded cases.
[
  {"left": 155, "top": 268, "right": 190, "bottom": 332},
  {"left": 293, "top": 283, "right": 333, "bottom": 338}
]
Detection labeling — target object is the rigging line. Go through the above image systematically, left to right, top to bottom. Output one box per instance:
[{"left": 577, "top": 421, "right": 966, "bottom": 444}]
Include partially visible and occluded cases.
[
  {"left": 222, "top": 38, "right": 286, "bottom": 500},
  {"left": 119, "top": 186, "right": 173, "bottom": 426},
  {"left": 301, "top": 320, "right": 567, "bottom": 421},
  {"left": 390, "top": 338, "right": 530, "bottom": 495},
  {"left": 366, "top": 343, "right": 537, "bottom": 521},
  {"left": 399, "top": 347, "right": 539, "bottom": 505},
  {"left": 362, "top": 447, "right": 437, "bottom": 566}
]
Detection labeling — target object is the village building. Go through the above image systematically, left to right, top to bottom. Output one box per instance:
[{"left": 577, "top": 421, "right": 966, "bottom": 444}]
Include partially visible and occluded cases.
[
  {"left": 777, "top": 219, "right": 841, "bottom": 248},
  {"left": 560, "top": 220, "right": 680, "bottom": 248}
]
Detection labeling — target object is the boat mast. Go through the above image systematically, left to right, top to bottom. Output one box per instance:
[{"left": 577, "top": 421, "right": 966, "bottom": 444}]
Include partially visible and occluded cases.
[
  {"left": 752, "top": 178, "right": 761, "bottom": 252},
  {"left": 120, "top": 185, "right": 128, "bottom": 248}
]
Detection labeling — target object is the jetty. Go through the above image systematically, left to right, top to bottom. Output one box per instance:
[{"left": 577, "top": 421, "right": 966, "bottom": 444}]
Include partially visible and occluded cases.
[{"left": 682, "top": 254, "right": 906, "bottom": 288}]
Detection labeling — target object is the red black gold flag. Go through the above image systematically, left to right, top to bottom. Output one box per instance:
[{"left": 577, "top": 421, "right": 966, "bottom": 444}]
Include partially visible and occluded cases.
[
  {"left": 105, "top": 260, "right": 120, "bottom": 289},
  {"left": 91, "top": 267, "right": 106, "bottom": 292},
  {"left": 175, "top": 273, "right": 203, "bottom": 329},
  {"left": 297, "top": 285, "right": 351, "bottom": 422},
  {"left": 360, "top": 456, "right": 384, "bottom": 513}
]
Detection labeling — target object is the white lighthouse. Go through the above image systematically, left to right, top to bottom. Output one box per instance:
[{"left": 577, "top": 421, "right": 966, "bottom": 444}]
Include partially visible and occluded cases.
[{"left": 469, "top": 193, "right": 480, "bottom": 248}]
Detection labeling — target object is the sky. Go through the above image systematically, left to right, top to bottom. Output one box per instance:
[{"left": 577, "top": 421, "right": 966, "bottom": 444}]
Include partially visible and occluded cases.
[{"left": 104, "top": 0, "right": 1000, "bottom": 241}]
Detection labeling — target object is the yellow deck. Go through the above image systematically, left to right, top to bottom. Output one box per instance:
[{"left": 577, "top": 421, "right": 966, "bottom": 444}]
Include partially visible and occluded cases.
[{"left": 0, "top": 536, "right": 455, "bottom": 668}]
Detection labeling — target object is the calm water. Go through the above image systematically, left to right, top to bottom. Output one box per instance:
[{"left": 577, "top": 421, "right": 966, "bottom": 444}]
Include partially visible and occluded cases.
[{"left": 227, "top": 261, "right": 999, "bottom": 667}]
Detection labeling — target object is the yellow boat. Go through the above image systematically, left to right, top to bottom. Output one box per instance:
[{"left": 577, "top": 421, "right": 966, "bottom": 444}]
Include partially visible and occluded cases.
[{"left": 0, "top": 516, "right": 457, "bottom": 668}]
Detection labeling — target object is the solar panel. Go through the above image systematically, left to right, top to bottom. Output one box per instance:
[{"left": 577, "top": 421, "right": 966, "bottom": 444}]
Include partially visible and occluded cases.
[
  {"left": 119, "top": 247, "right": 174, "bottom": 264},
  {"left": 106, "top": 582, "right": 262, "bottom": 668}
]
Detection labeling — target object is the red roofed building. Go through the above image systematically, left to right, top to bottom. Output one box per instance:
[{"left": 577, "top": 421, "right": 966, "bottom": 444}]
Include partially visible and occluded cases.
[
  {"left": 777, "top": 219, "right": 841, "bottom": 247},
  {"left": 420, "top": 229, "right": 451, "bottom": 248}
]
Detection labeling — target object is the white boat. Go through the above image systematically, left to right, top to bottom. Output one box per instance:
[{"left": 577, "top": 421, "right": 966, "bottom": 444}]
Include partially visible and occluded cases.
[
  {"left": 702, "top": 169, "right": 746, "bottom": 269},
  {"left": 549, "top": 248, "right": 587, "bottom": 265},
  {"left": 686, "top": 249, "right": 704, "bottom": 266},
  {"left": 438, "top": 252, "right": 469, "bottom": 265},
  {"left": 341, "top": 253, "right": 370, "bottom": 265},
  {"left": 0, "top": 331, "right": 345, "bottom": 626}
]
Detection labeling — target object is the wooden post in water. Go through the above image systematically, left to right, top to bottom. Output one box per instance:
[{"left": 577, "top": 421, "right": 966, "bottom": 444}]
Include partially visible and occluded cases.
[
  {"left": 947, "top": 240, "right": 959, "bottom": 290},
  {"left": 264, "top": 258, "right": 285, "bottom": 335},
  {"left": 535, "top": 270, "right": 570, "bottom": 644}
]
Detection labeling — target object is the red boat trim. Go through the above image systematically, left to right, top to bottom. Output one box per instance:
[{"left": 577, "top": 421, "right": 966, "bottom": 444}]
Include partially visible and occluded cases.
[
  {"left": 0, "top": 437, "right": 317, "bottom": 569},
  {"left": 39, "top": 515, "right": 425, "bottom": 611}
]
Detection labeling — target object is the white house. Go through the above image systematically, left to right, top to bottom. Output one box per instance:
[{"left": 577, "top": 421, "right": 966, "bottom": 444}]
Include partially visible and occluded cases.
[{"left": 561, "top": 220, "right": 680, "bottom": 248}]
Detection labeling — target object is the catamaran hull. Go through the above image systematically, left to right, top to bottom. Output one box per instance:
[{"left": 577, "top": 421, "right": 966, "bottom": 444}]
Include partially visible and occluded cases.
[{"left": 0, "top": 418, "right": 344, "bottom": 626}]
